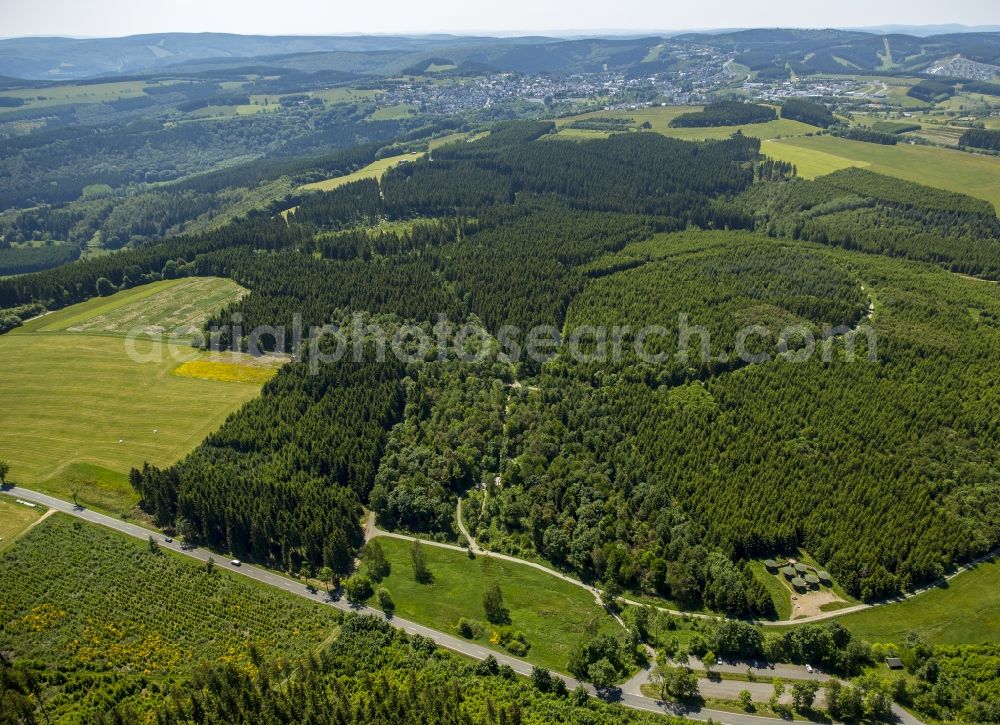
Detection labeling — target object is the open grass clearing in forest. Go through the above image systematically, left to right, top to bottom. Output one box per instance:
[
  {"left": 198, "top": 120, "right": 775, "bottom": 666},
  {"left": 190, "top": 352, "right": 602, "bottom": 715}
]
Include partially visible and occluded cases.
[
  {"left": 368, "top": 103, "right": 419, "bottom": 120},
  {"left": 762, "top": 134, "right": 1000, "bottom": 212},
  {"left": 760, "top": 138, "right": 864, "bottom": 178},
  {"left": 299, "top": 152, "right": 424, "bottom": 192},
  {"left": 15, "top": 277, "right": 246, "bottom": 339},
  {"left": 1, "top": 280, "right": 273, "bottom": 514},
  {"left": 0, "top": 333, "right": 265, "bottom": 513},
  {"left": 0, "top": 497, "right": 46, "bottom": 552},
  {"left": 363, "top": 536, "right": 621, "bottom": 673},
  {"left": 829, "top": 556, "right": 1000, "bottom": 645}
]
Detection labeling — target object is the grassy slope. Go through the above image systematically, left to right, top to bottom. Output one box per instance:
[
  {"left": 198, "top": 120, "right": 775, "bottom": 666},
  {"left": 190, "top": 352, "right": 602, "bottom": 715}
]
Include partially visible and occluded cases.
[
  {"left": 763, "top": 134, "right": 1000, "bottom": 212},
  {"left": 760, "top": 138, "right": 863, "bottom": 178},
  {"left": 299, "top": 151, "right": 423, "bottom": 191},
  {"left": 35, "top": 276, "right": 246, "bottom": 337},
  {"left": 1, "top": 278, "right": 265, "bottom": 513},
  {"left": 0, "top": 334, "right": 263, "bottom": 511},
  {"left": 0, "top": 497, "right": 45, "bottom": 552},
  {"left": 364, "top": 536, "right": 621, "bottom": 673},
  {"left": 830, "top": 558, "right": 1000, "bottom": 645}
]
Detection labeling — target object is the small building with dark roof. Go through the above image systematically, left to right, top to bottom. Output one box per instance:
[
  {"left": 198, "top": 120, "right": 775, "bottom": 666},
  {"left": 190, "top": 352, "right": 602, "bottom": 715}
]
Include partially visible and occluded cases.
[
  {"left": 781, "top": 566, "right": 796, "bottom": 579},
  {"left": 791, "top": 577, "right": 807, "bottom": 592},
  {"left": 886, "top": 657, "right": 904, "bottom": 670}
]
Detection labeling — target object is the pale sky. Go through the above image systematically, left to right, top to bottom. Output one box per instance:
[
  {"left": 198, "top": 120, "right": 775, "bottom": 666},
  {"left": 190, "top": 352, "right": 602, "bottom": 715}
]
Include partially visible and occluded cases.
[{"left": 0, "top": 0, "right": 998, "bottom": 38}]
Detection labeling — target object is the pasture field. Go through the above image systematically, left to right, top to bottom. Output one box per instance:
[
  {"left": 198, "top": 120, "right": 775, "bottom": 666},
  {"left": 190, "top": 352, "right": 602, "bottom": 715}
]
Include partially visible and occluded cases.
[
  {"left": 0, "top": 80, "right": 156, "bottom": 113},
  {"left": 309, "top": 87, "right": 381, "bottom": 104},
  {"left": 186, "top": 103, "right": 273, "bottom": 118},
  {"left": 368, "top": 103, "right": 419, "bottom": 120},
  {"left": 552, "top": 105, "right": 692, "bottom": 128},
  {"left": 554, "top": 106, "right": 817, "bottom": 142},
  {"left": 905, "top": 124, "right": 966, "bottom": 147},
  {"left": 545, "top": 127, "right": 612, "bottom": 141},
  {"left": 428, "top": 130, "right": 482, "bottom": 150},
  {"left": 762, "top": 134, "right": 1000, "bottom": 211},
  {"left": 760, "top": 138, "right": 863, "bottom": 178},
  {"left": 300, "top": 151, "right": 423, "bottom": 191},
  {"left": 14, "top": 277, "right": 246, "bottom": 338},
  {"left": 51, "top": 277, "right": 244, "bottom": 338},
  {"left": 1, "top": 278, "right": 270, "bottom": 513},
  {"left": 0, "top": 334, "right": 264, "bottom": 512},
  {"left": 0, "top": 497, "right": 46, "bottom": 552},
  {"left": 0, "top": 514, "right": 335, "bottom": 718},
  {"left": 364, "top": 536, "right": 621, "bottom": 673},
  {"left": 829, "top": 557, "right": 1000, "bottom": 645}
]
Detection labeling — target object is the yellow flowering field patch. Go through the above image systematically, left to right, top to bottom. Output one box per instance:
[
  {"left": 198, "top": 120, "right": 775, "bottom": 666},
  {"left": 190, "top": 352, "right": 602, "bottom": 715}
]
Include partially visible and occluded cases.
[{"left": 173, "top": 359, "right": 278, "bottom": 384}]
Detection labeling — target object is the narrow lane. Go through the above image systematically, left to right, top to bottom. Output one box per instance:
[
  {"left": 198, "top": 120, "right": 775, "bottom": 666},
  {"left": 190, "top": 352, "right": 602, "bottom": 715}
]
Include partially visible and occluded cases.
[{"left": 2, "top": 485, "right": 921, "bottom": 725}]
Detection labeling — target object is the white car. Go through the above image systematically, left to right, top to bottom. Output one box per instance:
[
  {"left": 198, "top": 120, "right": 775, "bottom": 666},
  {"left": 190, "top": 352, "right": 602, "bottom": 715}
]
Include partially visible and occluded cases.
[
  {"left": 230, "top": 559, "right": 242, "bottom": 566},
  {"left": 805, "top": 664, "right": 814, "bottom": 673}
]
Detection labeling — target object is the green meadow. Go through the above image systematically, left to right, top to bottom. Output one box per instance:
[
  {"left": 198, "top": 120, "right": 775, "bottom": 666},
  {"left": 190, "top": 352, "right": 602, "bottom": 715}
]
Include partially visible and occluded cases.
[
  {"left": 763, "top": 134, "right": 1000, "bottom": 211},
  {"left": 299, "top": 152, "right": 424, "bottom": 191},
  {"left": 1, "top": 279, "right": 267, "bottom": 514},
  {"left": 0, "top": 497, "right": 46, "bottom": 552},
  {"left": 363, "top": 536, "right": 622, "bottom": 673},
  {"left": 830, "top": 558, "right": 1000, "bottom": 645}
]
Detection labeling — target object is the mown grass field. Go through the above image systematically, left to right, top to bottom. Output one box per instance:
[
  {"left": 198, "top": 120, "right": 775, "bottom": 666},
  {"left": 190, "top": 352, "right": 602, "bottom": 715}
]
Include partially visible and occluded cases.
[
  {"left": 368, "top": 103, "right": 419, "bottom": 120},
  {"left": 763, "top": 134, "right": 1000, "bottom": 211},
  {"left": 760, "top": 138, "right": 862, "bottom": 178},
  {"left": 299, "top": 152, "right": 424, "bottom": 191},
  {"left": 24, "top": 276, "right": 247, "bottom": 338},
  {"left": 14, "top": 277, "right": 245, "bottom": 337},
  {"left": 1, "top": 278, "right": 270, "bottom": 513},
  {"left": 0, "top": 334, "right": 264, "bottom": 512},
  {"left": 0, "top": 497, "right": 45, "bottom": 552},
  {"left": 0, "top": 514, "right": 335, "bottom": 717},
  {"left": 364, "top": 536, "right": 621, "bottom": 673},
  {"left": 829, "top": 557, "right": 1000, "bottom": 645}
]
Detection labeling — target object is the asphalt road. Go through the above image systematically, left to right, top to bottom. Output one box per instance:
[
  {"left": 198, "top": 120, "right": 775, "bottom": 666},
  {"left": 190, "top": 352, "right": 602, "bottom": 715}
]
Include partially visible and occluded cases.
[{"left": 1, "top": 485, "right": 921, "bottom": 725}]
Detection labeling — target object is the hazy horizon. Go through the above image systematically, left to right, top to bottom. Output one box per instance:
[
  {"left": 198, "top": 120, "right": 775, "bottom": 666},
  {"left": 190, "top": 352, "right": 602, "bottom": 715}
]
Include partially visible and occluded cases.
[{"left": 1, "top": 0, "right": 998, "bottom": 40}]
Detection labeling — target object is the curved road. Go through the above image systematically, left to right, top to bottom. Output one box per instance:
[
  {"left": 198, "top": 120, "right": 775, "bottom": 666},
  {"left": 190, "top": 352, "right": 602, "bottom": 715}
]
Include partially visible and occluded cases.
[{"left": 3, "top": 484, "right": 878, "bottom": 725}]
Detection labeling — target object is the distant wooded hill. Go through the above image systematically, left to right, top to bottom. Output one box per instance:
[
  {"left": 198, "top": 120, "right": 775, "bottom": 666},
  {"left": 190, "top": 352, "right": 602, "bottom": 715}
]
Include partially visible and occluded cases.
[{"left": 1, "top": 28, "right": 998, "bottom": 81}]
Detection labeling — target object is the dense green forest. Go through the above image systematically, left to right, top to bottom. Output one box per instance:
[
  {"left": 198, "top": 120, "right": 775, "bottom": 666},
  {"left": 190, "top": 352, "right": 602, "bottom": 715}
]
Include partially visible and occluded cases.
[
  {"left": 906, "top": 78, "right": 956, "bottom": 103},
  {"left": 779, "top": 98, "right": 835, "bottom": 128},
  {"left": 669, "top": 101, "right": 777, "bottom": 127},
  {"left": 3, "top": 106, "right": 1000, "bottom": 722},
  {"left": 2, "top": 122, "right": 997, "bottom": 606},
  {"left": 833, "top": 127, "right": 898, "bottom": 145},
  {"left": 960, "top": 127, "right": 1000, "bottom": 151},
  {"left": 738, "top": 167, "right": 1000, "bottom": 278},
  {"left": 463, "top": 234, "right": 999, "bottom": 607},
  {"left": 0, "top": 242, "right": 79, "bottom": 275},
  {"left": 131, "top": 351, "right": 406, "bottom": 572},
  {"left": 132, "top": 616, "right": 681, "bottom": 725}
]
